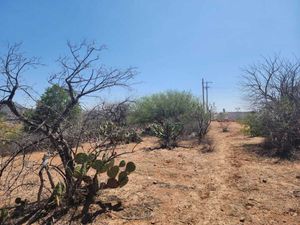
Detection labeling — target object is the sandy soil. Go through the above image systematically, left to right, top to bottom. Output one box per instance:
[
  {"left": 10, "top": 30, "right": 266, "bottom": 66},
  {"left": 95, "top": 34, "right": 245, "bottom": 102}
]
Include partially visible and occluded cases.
[{"left": 1, "top": 122, "right": 300, "bottom": 225}]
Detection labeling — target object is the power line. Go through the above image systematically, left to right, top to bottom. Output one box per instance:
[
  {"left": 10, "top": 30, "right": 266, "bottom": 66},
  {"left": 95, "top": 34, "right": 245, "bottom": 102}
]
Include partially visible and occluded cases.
[
  {"left": 201, "top": 78, "right": 212, "bottom": 112},
  {"left": 202, "top": 78, "right": 205, "bottom": 107},
  {"left": 205, "top": 81, "right": 212, "bottom": 111}
]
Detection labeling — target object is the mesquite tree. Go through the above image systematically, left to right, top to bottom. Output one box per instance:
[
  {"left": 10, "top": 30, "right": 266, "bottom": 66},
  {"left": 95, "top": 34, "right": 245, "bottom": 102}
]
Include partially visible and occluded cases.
[
  {"left": 0, "top": 41, "right": 137, "bottom": 223},
  {"left": 243, "top": 56, "right": 300, "bottom": 157},
  {"left": 129, "top": 91, "right": 210, "bottom": 148}
]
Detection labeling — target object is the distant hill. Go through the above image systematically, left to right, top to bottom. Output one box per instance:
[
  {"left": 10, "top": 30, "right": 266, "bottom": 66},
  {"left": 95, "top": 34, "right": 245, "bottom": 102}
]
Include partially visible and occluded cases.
[{"left": 0, "top": 103, "right": 26, "bottom": 120}]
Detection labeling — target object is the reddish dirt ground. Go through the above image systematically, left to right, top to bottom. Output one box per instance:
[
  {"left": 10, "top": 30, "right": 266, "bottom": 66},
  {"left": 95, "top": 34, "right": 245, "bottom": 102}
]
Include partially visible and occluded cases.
[{"left": 1, "top": 121, "right": 300, "bottom": 224}]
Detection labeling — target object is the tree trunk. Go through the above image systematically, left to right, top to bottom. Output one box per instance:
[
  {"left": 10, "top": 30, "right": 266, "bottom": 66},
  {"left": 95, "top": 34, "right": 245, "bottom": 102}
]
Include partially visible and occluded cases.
[{"left": 49, "top": 135, "right": 75, "bottom": 205}]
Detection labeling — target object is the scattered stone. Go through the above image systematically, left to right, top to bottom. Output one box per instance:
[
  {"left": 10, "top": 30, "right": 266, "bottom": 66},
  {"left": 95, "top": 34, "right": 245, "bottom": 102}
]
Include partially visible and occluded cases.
[
  {"left": 296, "top": 175, "right": 300, "bottom": 179},
  {"left": 262, "top": 179, "right": 267, "bottom": 183},
  {"left": 153, "top": 181, "right": 158, "bottom": 184},
  {"left": 293, "top": 190, "right": 300, "bottom": 197},
  {"left": 245, "top": 202, "right": 254, "bottom": 210},
  {"left": 240, "top": 217, "right": 245, "bottom": 222}
]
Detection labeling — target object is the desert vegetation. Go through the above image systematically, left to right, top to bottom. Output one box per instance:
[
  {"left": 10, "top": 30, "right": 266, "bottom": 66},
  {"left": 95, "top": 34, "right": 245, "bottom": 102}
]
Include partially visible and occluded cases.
[
  {"left": 2, "top": 1, "right": 300, "bottom": 224},
  {"left": 0, "top": 40, "right": 299, "bottom": 225},
  {"left": 0, "top": 42, "right": 213, "bottom": 224},
  {"left": 0, "top": 42, "right": 139, "bottom": 224},
  {"left": 0, "top": 46, "right": 299, "bottom": 224},
  {"left": 242, "top": 56, "right": 300, "bottom": 158},
  {"left": 129, "top": 91, "right": 211, "bottom": 149}
]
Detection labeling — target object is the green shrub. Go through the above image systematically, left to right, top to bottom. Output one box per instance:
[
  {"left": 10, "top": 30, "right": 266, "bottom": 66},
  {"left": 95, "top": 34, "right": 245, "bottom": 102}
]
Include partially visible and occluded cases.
[
  {"left": 243, "top": 56, "right": 300, "bottom": 157},
  {"left": 24, "top": 84, "right": 81, "bottom": 131},
  {"left": 129, "top": 90, "right": 210, "bottom": 148},
  {"left": 129, "top": 90, "right": 199, "bottom": 124},
  {"left": 262, "top": 98, "right": 300, "bottom": 156},
  {"left": 241, "top": 112, "right": 266, "bottom": 137}
]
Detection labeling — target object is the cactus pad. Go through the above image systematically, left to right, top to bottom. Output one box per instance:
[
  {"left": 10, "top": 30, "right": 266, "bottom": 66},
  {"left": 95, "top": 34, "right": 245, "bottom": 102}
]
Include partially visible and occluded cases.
[
  {"left": 74, "top": 153, "right": 89, "bottom": 164},
  {"left": 119, "top": 160, "right": 126, "bottom": 167},
  {"left": 125, "top": 162, "right": 136, "bottom": 173},
  {"left": 107, "top": 165, "right": 119, "bottom": 178}
]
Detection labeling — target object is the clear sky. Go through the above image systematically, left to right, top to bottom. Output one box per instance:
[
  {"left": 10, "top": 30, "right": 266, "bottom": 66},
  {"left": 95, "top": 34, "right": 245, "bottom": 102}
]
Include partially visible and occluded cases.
[{"left": 1, "top": 0, "right": 299, "bottom": 111}]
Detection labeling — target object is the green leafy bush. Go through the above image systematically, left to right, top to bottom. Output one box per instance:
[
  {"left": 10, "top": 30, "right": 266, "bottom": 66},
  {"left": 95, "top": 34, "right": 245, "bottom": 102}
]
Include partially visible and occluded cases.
[
  {"left": 24, "top": 84, "right": 81, "bottom": 131},
  {"left": 129, "top": 90, "right": 210, "bottom": 148},
  {"left": 129, "top": 90, "right": 199, "bottom": 124},
  {"left": 241, "top": 112, "right": 266, "bottom": 137}
]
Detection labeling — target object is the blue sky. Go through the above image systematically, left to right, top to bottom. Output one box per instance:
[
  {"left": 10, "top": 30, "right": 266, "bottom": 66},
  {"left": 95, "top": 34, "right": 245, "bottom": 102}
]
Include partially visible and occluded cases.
[{"left": 1, "top": 0, "right": 299, "bottom": 111}]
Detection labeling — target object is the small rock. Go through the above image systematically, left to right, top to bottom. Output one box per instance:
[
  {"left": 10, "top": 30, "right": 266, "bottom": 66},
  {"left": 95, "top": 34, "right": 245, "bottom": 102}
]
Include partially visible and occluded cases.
[
  {"left": 296, "top": 175, "right": 300, "bottom": 179},
  {"left": 262, "top": 179, "right": 267, "bottom": 183},
  {"left": 153, "top": 181, "right": 157, "bottom": 184},
  {"left": 293, "top": 190, "right": 300, "bottom": 197},
  {"left": 245, "top": 203, "right": 254, "bottom": 210},
  {"left": 240, "top": 217, "right": 245, "bottom": 222}
]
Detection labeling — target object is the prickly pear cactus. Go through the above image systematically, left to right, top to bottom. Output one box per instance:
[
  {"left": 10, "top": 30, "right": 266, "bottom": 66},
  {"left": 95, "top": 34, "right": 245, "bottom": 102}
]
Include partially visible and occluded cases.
[
  {"left": 99, "top": 121, "right": 142, "bottom": 144},
  {"left": 151, "top": 121, "right": 183, "bottom": 149},
  {"left": 74, "top": 152, "right": 89, "bottom": 164},
  {"left": 73, "top": 153, "right": 136, "bottom": 190},
  {"left": 103, "top": 161, "right": 136, "bottom": 188},
  {"left": 107, "top": 166, "right": 120, "bottom": 178}
]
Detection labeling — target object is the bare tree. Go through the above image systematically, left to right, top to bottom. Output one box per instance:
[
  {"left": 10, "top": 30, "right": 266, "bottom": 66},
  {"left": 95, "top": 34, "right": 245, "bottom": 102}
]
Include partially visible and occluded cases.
[
  {"left": 0, "top": 41, "right": 137, "bottom": 223},
  {"left": 242, "top": 56, "right": 300, "bottom": 157}
]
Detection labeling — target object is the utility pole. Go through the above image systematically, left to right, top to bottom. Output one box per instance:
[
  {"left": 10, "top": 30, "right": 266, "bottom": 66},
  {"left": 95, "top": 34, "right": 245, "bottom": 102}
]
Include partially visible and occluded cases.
[
  {"left": 202, "top": 78, "right": 205, "bottom": 108},
  {"left": 205, "top": 81, "right": 212, "bottom": 112}
]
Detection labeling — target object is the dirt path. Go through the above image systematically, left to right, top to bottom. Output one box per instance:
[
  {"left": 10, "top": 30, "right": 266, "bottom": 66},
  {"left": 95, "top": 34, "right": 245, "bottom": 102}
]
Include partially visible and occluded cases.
[
  {"left": 90, "top": 121, "right": 299, "bottom": 225},
  {"left": 1, "top": 122, "right": 299, "bottom": 224},
  {"left": 199, "top": 122, "right": 246, "bottom": 224},
  {"left": 200, "top": 122, "right": 300, "bottom": 225}
]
